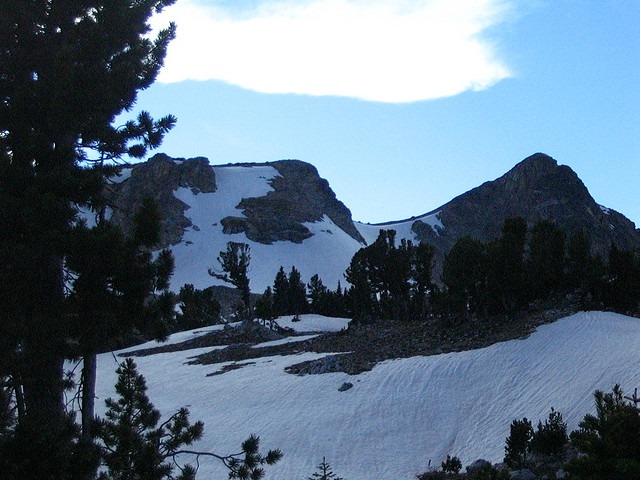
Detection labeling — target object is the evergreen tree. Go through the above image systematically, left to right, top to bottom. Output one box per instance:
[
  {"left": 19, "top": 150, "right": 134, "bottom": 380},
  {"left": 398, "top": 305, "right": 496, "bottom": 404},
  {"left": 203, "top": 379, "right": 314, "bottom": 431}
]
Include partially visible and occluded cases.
[
  {"left": 0, "top": 1, "right": 176, "bottom": 473},
  {"left": 65, "top": 199, "right": 176, "bottom": 439},
  {"left": 486, "top": 218, "right": 527, "bottom": 314},
  {"left": 527, "top": 220, "right": 566, "bottom": 300},
  {"left": 345, "top": 230, "right": 435, "bottom": 322},
  {"left": 566, "top": 230, "right": 605, "bottom": 304},
  {"left": 441, "top": 236, "right": 486, "bottom": 316},
  {"left": 410, "top": 241, "right": 436, "bottom": 320},
  {"left": 209, "top": 242, "right": 252, "bottom": 320},
  {"left": 604, "top": 245, "right": 640, "bottom": 313},
  {"left": 344, "top": 247, "right": 377, "bottom": 323},
  {"left": 272, "top": 266, "right": 291, "bottom": 316},
  {"left": 288, "top": 266, "right": 308, "bottom": 315},
  {"left": 307, "top": 274, "right": 329, "bottom": 314},
  {"left": 174, "top": 284, "right": 221, "bottom": 332},
  {"left": 255, "top": 287, "right": 276, "bottom": 321},
  {"left": 95, "top": 358, "right": 203, "bottom": 480},
  {"left": 567, "top": 385, "right": 640, "bottom": 479},
  {"left": 530, "top": 408, "right": 568, "bottom": 457},
  {"left": 504, "top": 417, "right": 533, "bottom": 469},
  {"left": 224, "top": 435, "right": 283, "bottom": 480},
  {"left": 441, "top": 455, "right": 462, "bottom": 474},
  {"left": 308, "top": 457, "right": 345, "bottom": 480}
]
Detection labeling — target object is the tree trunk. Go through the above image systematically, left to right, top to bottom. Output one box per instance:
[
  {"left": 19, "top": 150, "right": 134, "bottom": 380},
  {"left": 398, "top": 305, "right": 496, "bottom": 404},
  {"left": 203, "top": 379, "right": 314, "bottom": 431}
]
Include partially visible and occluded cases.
[
  {"left": 20, "top": 254, "right": 66, "bottom": 432},
  {"left": 21, "top": 342, "right": 65, "bottom": 430},
  {"left": 81, "top": 353, "right": 97, "bottom": 440},
  {"left": 12, "top": 373, "right": 25, "bottom": 423}
]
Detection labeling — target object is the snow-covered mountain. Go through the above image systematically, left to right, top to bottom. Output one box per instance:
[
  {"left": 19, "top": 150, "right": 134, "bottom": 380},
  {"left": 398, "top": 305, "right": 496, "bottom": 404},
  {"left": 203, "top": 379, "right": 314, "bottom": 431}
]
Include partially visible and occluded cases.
[
  {"left": 105, "top": 152, "right": 639, "bottom": 294},
  {"left": 87, "top": 153, "right": 640, "bottom": 479},
  {"left": 106, "top": 154, "right": 442, "bottom": 292},
  {"left": 92, "top": 311, "right": 640, "bottom": 480}
]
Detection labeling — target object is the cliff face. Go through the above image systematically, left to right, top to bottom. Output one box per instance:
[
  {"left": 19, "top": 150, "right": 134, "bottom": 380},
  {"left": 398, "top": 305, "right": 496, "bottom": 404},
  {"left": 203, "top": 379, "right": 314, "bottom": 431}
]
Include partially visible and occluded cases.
[
  {"left": 104, "top": 152, "right": 639, "bottom": 292},
  {"left": 412, "top": 153, "right": 640, "bottom": 259},
  {"left": 107, "top": 154, "right": 217, "bottom": 246},
  {"left": 107, "top": 155, "right": 364, "bottom": 248},
  {"left": 221, "top": 160, "right": 365, "bottom": 245}
]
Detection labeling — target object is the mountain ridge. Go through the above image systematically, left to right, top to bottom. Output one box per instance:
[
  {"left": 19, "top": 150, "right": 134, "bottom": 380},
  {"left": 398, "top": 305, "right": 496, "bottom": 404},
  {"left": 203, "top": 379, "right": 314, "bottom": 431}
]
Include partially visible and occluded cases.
[{"left": 106, "top": 152, "right": 640, "bottom": 292}]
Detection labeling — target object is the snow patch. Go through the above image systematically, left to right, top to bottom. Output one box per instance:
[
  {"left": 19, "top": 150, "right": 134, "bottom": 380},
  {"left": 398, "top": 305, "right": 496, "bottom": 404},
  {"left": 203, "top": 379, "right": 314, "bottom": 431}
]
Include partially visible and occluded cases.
[
  {"left": 110, "top": 167, "right": 133, "bottom": 184},
  {"left": 92, "top": 311, "right": 640, "bottom": 480}
]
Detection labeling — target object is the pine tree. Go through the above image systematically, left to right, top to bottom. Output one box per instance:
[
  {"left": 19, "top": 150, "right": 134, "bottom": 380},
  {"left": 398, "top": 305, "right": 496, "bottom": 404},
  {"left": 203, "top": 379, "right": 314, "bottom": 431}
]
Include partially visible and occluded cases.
[
  {"left": 0, "top": 1, "right": 176, "bottom": 474},
  {"left": 66, "top": 198, "right": 176, "bottom": 439},
  {"left": 486, "top": 218, "right": 527, "bottom": 314},
  {"left": 527, "top": 220, "right": 566, "bottom": 300},
  {"left": 345, "top": 230, "right": 436, "bottom": 322},
  {"left": 441, "top": 236, "right": 486, "bottom": 316},
  {"left": 209, "top": 242, "right": 252, "bottom": 320},
  {"left": 605, "top": 245, "right": 640, "bottom": 313},
  {"left": 272, "top": 266, "right": 291, "bottom": 316},
  {"left": 288, "top": 266, "right": 308, "bottom": 315},
  {"left": 307, "top": 274, "right": 328, "bottom": 314},
  {"left": 175, "top": 284, "right": 222, "bottom": 331},
  {"left": 255, "top": 287, "right": 276, "bottom": 321},
  {"left": 95, "top": 358, "right": 203, "bottom": 480},
  {"left": 567, "top": 385, "right": 640, "bottom": 479},
  {"left": 530, "top": 408, "right": 568, "bottom": 457},
  {"left": 504, "top": 417, "right": 533, "bottom": 469},
  {"left": 225, "top": 435, "right": 283, "bottom": 480},
  {"left": 441, "top": 454, "right": 462, "bottom": 474},
  {"left": 308, "top": 457, "right": 345, "bottom": 480}
]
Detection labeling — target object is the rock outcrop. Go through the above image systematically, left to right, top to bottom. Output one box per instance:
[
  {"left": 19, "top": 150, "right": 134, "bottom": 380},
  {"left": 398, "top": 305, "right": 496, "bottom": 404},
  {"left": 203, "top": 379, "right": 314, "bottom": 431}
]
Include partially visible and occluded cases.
[
  {"left": 107, "top": 153, "right": 216, "bottom": 246},
  {"left": 412, "top": 153, "right": 640, "bottom": 259},
  {"left": 221, "top": 159, "right": 365, "bottom": 244}
]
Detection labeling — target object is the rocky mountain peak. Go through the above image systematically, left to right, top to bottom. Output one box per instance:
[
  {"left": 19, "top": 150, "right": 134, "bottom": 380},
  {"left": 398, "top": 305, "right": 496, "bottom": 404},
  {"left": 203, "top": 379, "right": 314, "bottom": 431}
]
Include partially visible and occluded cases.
[
  {"left": 412, "top": 153, "right": 639, "bottom": 262},
  {"left": 107, "top": 155, "right": 365, "bottom": 249},
  {"left": 221, "top": 159, "right": 365, "bottom": 245}
]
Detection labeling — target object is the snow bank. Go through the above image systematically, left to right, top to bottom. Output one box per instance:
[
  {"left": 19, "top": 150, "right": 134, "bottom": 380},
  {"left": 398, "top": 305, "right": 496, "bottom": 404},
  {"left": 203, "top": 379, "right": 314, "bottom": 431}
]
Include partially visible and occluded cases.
[{"left": 93, "top": 311, "right": 640, "bottom": 480}]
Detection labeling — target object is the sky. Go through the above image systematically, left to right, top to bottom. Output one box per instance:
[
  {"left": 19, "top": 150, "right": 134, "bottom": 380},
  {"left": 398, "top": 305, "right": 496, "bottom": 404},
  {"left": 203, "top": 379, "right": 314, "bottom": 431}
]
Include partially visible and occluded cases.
[{"left": 130, "top": 0, "right": 640, "bottom": 225}]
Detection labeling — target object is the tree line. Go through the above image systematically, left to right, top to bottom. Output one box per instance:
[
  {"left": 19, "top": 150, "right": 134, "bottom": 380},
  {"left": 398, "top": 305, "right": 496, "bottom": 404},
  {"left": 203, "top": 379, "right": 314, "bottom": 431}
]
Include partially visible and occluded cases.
[
  {"left": 205, "top": 217, "right": 640, "bottom": 328},
  {"left": 419, "top": 384, "right": 640, "bottom": 479}
]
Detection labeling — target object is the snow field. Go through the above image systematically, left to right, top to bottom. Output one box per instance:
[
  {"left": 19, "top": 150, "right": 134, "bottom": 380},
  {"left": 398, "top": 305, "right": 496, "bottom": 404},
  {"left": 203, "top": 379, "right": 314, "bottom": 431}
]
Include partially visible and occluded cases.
[{"left": 93, "top": 311, "right": 640, "bottom": 480}]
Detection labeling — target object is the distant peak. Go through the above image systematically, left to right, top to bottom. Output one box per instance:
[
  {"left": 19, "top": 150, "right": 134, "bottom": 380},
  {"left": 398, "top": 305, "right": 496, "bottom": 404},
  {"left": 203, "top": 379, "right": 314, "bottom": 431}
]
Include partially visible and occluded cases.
[
  {"left": 515, "top": 152, "right": 557, "bottom": 170},
  {"left": 502, "top": 153, "right": 561, "bottom": 183}
]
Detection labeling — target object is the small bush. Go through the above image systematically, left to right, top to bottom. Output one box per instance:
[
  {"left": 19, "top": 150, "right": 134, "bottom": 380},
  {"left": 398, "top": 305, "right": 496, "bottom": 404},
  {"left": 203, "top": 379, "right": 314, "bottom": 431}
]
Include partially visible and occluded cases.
[
  {"left": 530, "top": 408, "right": 568, "bottom": 457},
  {"left": 441, "top": 455, "right": 462, "bottom": 474}
]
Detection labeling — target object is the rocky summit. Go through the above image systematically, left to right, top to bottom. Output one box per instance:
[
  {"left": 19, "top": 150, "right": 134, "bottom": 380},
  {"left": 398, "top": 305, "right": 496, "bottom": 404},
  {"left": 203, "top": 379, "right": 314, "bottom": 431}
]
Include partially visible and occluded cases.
[
  {"left": 105, "top": 152, "right": 640, "bottom": 292},
  {"left": 411, "top": 153, "right": 640, "bottom": 264}
]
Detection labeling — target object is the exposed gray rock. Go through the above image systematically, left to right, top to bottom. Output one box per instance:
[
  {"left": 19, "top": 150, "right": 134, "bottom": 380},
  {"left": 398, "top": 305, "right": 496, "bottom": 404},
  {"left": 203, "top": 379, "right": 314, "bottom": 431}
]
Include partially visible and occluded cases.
[
  {"left": 107, "top": 153, "right": 216, "bottom": 246},
  {"left": 411, "top": 153, "right": 640, "bottom": 278},
  {"left": 221, "top": 160, "right": 365, "bottom": 245},
  {"left": 338, "top": 382, "right": 353, "bottom": 392},
  {"left": 466, "top": 459, "right": 492, "bottom": 473},
  {"left": 510, "top": 469, "right": 537, "bottom": 480},
  {"left": 555, "top": 469, "right": 567, "bottom": 479}
]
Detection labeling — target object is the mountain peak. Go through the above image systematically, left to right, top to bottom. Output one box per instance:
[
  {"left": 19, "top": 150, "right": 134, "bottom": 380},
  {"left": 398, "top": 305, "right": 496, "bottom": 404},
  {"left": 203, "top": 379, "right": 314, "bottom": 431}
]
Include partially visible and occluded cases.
[
  {"left": 506, "top": 152, "right": 558, "bottom": 180},
  {"left": 412, "top": 153, "right": 639, "bottom": 262}
]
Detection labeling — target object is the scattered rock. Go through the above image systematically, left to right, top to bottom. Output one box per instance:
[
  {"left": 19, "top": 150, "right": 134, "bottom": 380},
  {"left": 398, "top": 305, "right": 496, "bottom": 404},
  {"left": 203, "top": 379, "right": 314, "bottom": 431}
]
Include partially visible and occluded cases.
[
  {"left": 338, "top": 382, "right": 353, "bottom": 392},
  {"left": 466, "top": 459, "right": 492, "bottom": 473},
  {"left": 510, "top": 469, "right": 536, "bottom": 480}
]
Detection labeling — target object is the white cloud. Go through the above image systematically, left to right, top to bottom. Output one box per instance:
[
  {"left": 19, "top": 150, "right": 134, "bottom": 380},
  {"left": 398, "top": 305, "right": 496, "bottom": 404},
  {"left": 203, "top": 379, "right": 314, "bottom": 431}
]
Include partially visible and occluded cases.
[{"left": 152, "top": 0, "right": 514, "bottom": 103}]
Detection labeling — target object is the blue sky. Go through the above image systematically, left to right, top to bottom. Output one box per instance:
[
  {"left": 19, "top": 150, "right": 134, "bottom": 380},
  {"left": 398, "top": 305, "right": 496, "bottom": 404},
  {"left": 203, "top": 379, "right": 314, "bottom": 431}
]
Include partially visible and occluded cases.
[{"left": 133, "top": 0, "right": 640, "bottom": 225}]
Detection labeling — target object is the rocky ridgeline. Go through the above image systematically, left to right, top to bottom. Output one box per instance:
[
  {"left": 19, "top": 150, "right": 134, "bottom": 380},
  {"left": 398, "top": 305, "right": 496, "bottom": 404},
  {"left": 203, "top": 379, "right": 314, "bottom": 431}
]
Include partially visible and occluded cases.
[
  {"left": 105, "top": 152, "right": 640, "bottom": 286},
  {"left": 108, "top": 153, "right": 216, "bottom": 246},
  {"left": 412, "top": 153, "right": 640, "bottom": 263},
  {"left": 108, "top": 155, "right": 365, "bottom": 248},
  {"left": 221, "top": 159, "right": 365, "bottom": 244}
]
